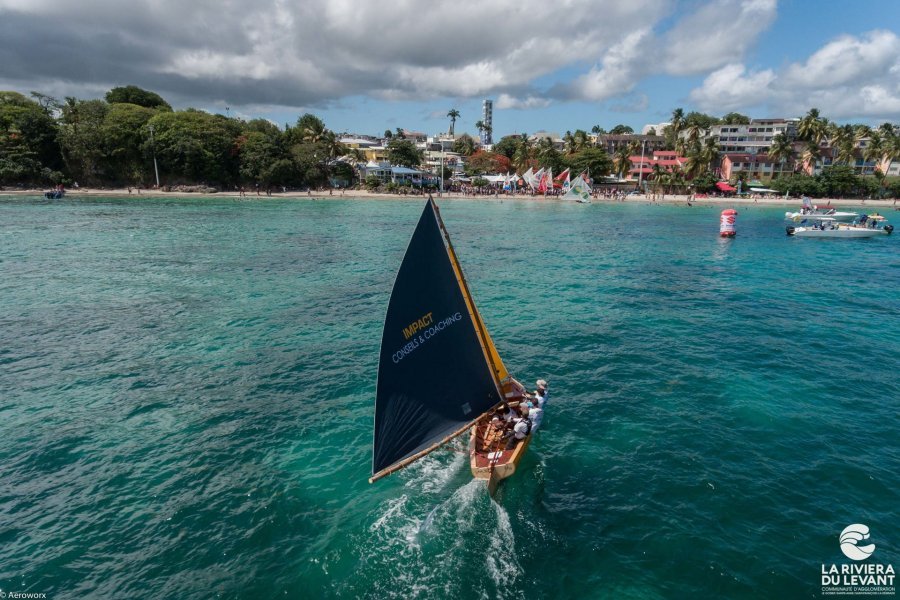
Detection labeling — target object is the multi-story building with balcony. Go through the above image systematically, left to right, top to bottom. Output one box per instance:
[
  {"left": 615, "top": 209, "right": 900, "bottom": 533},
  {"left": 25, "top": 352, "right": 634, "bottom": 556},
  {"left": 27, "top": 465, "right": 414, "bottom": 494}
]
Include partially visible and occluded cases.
[{"left": 709, "top": 118, "right": 799, "bottom": 155}]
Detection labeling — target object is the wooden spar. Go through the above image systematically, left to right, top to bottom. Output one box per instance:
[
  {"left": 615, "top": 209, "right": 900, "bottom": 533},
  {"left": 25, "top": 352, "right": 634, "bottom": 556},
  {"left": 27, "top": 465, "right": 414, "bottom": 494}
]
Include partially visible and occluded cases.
[
  {"left": 431, "top": 199, "right": 505, "bottom": 397},
  {"left": 369, "top": 408, "right": 498, "bottom": 483}
]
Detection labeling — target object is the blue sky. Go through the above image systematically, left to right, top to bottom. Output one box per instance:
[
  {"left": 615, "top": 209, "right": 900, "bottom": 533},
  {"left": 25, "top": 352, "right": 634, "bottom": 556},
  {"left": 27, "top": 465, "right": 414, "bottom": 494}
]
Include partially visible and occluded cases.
[{"left": 1, "top": 0, "right": 898, "bottom": 138}]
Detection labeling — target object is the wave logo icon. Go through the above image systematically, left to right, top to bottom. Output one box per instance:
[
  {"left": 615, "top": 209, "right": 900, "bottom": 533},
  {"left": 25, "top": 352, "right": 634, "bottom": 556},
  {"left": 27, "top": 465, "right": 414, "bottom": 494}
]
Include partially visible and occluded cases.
[{"left": 840, "top": 524, "right": 876, "bottom": 561}]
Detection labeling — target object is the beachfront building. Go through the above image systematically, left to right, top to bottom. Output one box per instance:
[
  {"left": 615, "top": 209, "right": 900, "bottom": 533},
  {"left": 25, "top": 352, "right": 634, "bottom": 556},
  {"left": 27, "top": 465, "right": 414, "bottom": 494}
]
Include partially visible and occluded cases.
[
  {"left": 708, "top": 118, "right": 799, "bottom": 155},
  {"left": 528, "top": 131, "right": 564, "bottom": 151},
  {"left": 597, "top": 134, "right": 666, "bottom": 157},
  {"left": 626, "top": 150, "right": 687, "bottom": 181},
  {"left": 719, "top": 153, "right": 792, "bottom": 181},
  {"left": 357, "top": 161, "right": 438, "bottom": 187}
]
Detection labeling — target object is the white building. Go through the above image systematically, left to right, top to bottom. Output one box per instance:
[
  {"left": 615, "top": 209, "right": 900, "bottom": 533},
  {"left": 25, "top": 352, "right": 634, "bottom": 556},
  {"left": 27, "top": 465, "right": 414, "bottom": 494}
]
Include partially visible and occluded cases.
[{"left": 709, "top": 118, "right": 799, "bottom": 155}]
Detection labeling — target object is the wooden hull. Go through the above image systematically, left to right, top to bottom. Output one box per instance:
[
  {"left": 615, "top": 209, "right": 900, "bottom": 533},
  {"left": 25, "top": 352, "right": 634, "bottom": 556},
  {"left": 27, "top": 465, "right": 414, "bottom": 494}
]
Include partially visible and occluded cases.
[
  {"left": 469, "top": 377, "right": 531, "bottom": 491},
  {"left": 469, "top": 423, "right": 531, "bottom": 482}
]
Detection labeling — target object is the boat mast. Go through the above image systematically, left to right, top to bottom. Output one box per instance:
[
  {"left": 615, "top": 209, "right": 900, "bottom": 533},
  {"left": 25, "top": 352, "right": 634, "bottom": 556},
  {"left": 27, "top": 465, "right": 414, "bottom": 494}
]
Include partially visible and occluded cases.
[{"left": 431, "top": 200, "right": 505, "bottom": 395}]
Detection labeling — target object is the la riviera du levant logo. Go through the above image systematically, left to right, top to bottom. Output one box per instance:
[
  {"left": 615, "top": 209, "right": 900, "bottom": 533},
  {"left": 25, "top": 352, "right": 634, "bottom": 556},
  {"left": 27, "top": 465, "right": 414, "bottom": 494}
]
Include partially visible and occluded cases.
[{"left": 821, "top": 524, "right": 895, "bottom": 597}]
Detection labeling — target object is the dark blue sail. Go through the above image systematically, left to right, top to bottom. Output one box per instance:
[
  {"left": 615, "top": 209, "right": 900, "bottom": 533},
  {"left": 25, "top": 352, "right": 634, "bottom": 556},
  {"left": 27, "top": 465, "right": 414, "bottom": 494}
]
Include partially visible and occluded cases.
[{"left": 372, "top": 198, "right": 501, "bottom": 479}]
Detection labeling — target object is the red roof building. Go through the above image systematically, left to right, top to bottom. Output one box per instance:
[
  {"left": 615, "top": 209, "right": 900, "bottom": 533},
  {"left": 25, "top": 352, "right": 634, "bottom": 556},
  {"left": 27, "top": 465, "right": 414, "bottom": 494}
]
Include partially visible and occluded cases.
[{"left": 626, "top": 150, "right": 687, "bottom": 180}]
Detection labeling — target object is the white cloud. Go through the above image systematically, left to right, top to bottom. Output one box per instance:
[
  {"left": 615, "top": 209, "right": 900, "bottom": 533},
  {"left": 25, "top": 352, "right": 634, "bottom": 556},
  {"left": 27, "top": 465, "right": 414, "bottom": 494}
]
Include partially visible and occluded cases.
[
  {"left": 663, "top": 0, "right": 777, "bottom": 76},
  {"left": 571, "top": 29, "right": 651, "bottom": 101},
  {"left": 688, "top": 30, "right": 900, "bottom": 119},
  {"left": 781, "top": 30, "right": 900, "bottom": 88},
  {"left": 689, "top": 64, "right": 775, "bottom": 111},
  {"left": 496, "top": 94, "right": 551, "bottom": 110}
]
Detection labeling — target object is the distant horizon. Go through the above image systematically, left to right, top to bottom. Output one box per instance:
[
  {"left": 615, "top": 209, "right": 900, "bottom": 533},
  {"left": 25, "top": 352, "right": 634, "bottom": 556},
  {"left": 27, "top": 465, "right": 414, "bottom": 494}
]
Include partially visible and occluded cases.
[{"left": 1, "top": 0, "right": 899, "bottom": 137}]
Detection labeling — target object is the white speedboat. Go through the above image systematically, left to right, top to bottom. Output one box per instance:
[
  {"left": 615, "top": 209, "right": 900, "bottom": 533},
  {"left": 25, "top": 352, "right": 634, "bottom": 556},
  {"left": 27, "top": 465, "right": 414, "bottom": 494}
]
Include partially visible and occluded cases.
[
  {"left": 785, "top": 208, "right": 858, "bottom": 222},
  {"left": 786, "top": 216, "right": 894, "bottom": 237}
]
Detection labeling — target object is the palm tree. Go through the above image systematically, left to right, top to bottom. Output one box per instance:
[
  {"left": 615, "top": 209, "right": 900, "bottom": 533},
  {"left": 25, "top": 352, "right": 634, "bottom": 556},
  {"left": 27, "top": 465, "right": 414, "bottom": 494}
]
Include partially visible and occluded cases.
[
  {"left": 670, "top": 108, "right": 685, "bottom": 135},
  {"left": 798, "top": 108, "right": 826, "bottom": 144},
  {"left": 447, "top": 109, "right": 460, "bottom": 136},
  {"left": 474, "top": 120, "right": 484, "bottom": 140},
  {"left": 573, "top": 130, "right": 590, "bottom": 152},
  {"left": 563, "top": 131, "right": 576, "bottom": 154},
  {"left": 863, "top": 131, "right": 883, "bottom": 164},
  {"left": 768, "top": 133, "right": 794, "bottom": 176},
  {"left": 454, "top": 134, "right": 476, "bottom": 157},
  {"left": 512, "top": 137, "right": 534, "bottom": 171},
  {"left": 699, "top": 137, "right": 719, "bottom": 171},
  {"left": 800, "top": 140, "right": 821, "bottom": 173},
  {"left": 613, "top": 145, "right": 633, "bottom": 179}
]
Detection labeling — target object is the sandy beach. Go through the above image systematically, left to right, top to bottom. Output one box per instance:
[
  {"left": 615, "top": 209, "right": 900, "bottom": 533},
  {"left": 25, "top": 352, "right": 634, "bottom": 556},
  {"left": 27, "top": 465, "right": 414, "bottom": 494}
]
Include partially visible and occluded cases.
[{"left": 2, "top": 187, "right": 898, "bottom": 210}]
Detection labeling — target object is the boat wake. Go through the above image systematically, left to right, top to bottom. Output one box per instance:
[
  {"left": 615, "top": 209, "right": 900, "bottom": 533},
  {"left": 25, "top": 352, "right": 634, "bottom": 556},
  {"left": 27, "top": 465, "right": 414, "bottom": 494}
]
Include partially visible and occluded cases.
[{"left": 351, "top": 454, "right": 523, "bottom": 598}]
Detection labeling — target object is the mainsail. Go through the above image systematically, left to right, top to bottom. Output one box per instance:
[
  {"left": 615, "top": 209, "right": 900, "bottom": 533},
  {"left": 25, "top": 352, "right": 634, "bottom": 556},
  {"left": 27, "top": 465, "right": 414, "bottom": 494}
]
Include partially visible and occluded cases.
[
  {"left": 562, "top": 174, "right": 592, "bottom": 203},
  {"left": 371, "top": 198, "right": 504, "bottom": 481}
]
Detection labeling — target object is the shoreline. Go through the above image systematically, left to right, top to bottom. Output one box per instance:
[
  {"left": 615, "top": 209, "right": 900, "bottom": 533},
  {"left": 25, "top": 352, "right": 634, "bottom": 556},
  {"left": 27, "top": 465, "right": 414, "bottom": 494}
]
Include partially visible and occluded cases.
[{"left": 2, "top": 187, "right": 898, "bottom": 210}]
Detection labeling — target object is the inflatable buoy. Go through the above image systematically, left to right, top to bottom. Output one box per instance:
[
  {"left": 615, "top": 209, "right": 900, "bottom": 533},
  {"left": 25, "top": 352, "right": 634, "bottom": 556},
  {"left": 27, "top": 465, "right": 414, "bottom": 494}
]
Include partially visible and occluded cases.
[{"left": 720, "top": 209, "right": 737, "bottom": 237}]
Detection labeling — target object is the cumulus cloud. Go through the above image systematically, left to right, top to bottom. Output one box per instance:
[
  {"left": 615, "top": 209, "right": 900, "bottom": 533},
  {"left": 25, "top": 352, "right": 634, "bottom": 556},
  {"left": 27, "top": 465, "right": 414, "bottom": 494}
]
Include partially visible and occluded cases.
[
  {"left": 0, "top": 0, "right": 663, "bottom": 109},
  {"left": 663, "top": 0, "right": 777, "bottom": 76},
  {"left": 570, "top": 29, "right": 651, "bottom": 101},
  {"left": 688, "top": 30, "right": 900, "bottom": 119},
  {"left": 689, "top": 64, "right": 775, "bottom": 110},
  {"left": 496, "top": 94, "right": 551, "bottom": 110}
]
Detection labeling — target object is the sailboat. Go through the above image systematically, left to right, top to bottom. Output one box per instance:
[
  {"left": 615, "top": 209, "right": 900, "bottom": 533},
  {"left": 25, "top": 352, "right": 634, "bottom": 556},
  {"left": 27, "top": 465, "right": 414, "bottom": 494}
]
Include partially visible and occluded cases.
[
  {"left": 562, "top": 174, "right": 592, "bottom": 203},
  {"left": 370, "top": 197, "right": 531, "bottom": 494}
]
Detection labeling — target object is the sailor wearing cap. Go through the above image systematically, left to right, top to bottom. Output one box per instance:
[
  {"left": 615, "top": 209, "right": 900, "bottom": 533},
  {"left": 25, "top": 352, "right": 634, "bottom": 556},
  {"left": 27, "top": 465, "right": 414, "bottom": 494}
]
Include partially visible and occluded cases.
[{"left": 534, "top": 379, "right": 549, "bottom": 409}]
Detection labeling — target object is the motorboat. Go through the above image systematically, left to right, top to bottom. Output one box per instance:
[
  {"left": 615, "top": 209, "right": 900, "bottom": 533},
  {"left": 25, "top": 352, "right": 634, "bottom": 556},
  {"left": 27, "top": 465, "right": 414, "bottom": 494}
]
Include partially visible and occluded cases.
[
  {"left": 785, "top": 207, "right": 858, "bottom": 222},
  {"left": 786, "top": 216, "right": 893, "bottom": 238}
]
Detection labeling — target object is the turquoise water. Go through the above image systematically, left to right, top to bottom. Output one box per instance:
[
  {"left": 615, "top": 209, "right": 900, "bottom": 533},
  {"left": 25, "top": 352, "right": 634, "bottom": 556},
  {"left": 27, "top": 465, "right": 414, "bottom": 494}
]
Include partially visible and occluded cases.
[{"left": 1, "top": 196, "right": 897, "bottom": 599}]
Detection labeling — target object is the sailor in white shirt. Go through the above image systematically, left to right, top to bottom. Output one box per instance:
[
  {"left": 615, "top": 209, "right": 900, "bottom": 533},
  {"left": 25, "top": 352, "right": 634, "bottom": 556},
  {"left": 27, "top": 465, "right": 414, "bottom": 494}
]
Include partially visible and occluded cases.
[
  {"left": 534, "top": 379, "right": 549, "bottom": 409},
  {"left": 526, "top": 400, "right": 543, "bottom": 432}
]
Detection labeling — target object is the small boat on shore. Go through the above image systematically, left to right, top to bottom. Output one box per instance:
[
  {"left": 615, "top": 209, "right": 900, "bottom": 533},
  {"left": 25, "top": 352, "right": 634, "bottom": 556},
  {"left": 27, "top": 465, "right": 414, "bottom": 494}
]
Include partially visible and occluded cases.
[
  {"left": 45, "top": 189, "right": 65, "bottom": 199},
  {"left": 370, "top": 196, "right": 532, "bottom": 494},
  {"left": 786, "top": 216, "right": 893, "bottom": 238}
]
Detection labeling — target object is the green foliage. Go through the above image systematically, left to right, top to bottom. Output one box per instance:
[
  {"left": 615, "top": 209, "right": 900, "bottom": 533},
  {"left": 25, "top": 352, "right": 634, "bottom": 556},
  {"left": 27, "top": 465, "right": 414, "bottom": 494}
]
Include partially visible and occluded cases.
[
  {"left": 105, "top": 85, "right": 172, "bottom": 111},
  {"left": 0, "top": 91, "right": 62, "bottom": 184},
  {"left": 58, "top": 98, "right": 110, "bottom": 183},
  {"left": 102, "top": 103, "right": 156, "bottom": 184},
  {"left": 149, "top": 109, "right": 242, "bottom": 185},
  {"left": 683, "top": 111, "right": 720, "bottom": 129},
  {"left": 720, "top": 112, "right": 750, "bottom": 125},
  {"left": 609, "top": 124, "right": 633, "bottom": 134},
  {"left": 240, "top": 130, "right": 289, "bottom": 185},
  {"left": 453, "top": 134, "right": 476, "bottom": 156},
  {"left": 491, "top": 136, "right": 520, "bottom": 159},
  {"left": 387, "top": 139, "right": 423, "bottom": 168},
  {"left": 564, "top": 148, "right": 612, "bottom": 178},
  {"left": 818, "top": 165, "right": 860, "bottom": 197},
  {"left": 691, "top": 171, "right": 719, "bottom": 192},
  {"left": 769, "top": 174, "right": 824, "bottom": 197},
  {"left": 365, "top": 175, "right": 382, "bottom": 190},
  {"left": 471, "top": 177, "right": 489, "bottom": 187}
]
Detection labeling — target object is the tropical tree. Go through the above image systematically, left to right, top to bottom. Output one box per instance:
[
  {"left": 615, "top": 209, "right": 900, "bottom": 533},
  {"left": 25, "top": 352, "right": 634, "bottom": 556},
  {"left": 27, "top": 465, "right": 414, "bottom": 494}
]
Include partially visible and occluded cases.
[
  {"left": 105, "top": 85, "right": 172, "bottom": 111},
  {"left": 0, "top": 91, "right": 63, "bottom": 184},
  {"left": 58, "top": 98, "right": 110, "bottom": 183},
  {"left": 102, "top": 102, "right": 157, "bottom": 184},
  {"left": 148, "top": 108, "right": 242, "bottom": 186},
  {"left": 447, "top": 108, "right": 460, "bottom": 136},
  {"left": 670, "top": 108, "right": 685, "bottom": 136},
  {"left": 798, "top": 108, "right": 826, "bottom": 144},
  {"left": 720, "top": 112, "right": 750, "bottom": 125},
  {"left": 609, "top": 124, "right": 634, "bottom": 134},
  {"left": 767, "top": 133, "right": 794, "bottom": 176},
  {"left": 453, "top": 134, "right": 476, "bottom": 156},
  {"left": 511, "top": 136, "right": 534, "bottom": 171},
  {"left": 386, "top": 138, "right": 423, "bottom": 168},
  {"left": 799, "top": 140, "right": 822, "bottom": 173},
  {"left": 613, "top": 144, "right": 634, "bottom": 178},
  {"left": 566, "top": 147, "right": 613, "bottom": 179}
]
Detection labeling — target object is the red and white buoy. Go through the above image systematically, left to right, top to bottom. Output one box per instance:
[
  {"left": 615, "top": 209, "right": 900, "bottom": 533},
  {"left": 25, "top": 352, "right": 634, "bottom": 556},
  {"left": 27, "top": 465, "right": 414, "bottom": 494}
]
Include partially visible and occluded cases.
[{"left": 720, "top": 209, "right": 737, "bottom": 237}]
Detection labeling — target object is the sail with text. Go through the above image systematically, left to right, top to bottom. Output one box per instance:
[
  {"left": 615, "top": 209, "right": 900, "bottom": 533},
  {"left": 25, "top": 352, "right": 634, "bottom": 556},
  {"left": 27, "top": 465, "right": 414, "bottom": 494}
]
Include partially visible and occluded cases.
[
  {"left": 562, "top": 174, "right": 592, "bottom": 203},
  {"left": 371, "top": 198, "right": 506, "bottom": 482}
]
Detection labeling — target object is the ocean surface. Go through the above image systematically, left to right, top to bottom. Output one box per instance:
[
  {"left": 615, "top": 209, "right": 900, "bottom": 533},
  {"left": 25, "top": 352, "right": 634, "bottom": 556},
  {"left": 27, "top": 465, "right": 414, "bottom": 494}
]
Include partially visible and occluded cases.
[{"left": 1, "top": 195, "right": 897, "bottom": 599}]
